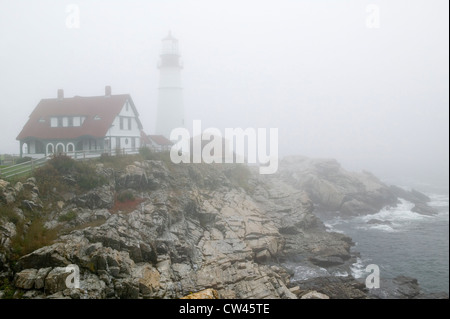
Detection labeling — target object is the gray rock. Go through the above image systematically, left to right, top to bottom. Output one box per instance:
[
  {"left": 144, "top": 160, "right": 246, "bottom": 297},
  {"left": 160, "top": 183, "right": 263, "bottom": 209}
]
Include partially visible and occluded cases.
[
  {"left": 73, "top": 185, "right": 114, "bottom": 210},
  {"left": 411, "top": 203, "right": 438, "bottom": 216},
  {"left": 35, "top": 267, "right": 52, "bottom": 289},
  {"left": 45, "top": 267, "right": 73, "bottom": 294},
  {"left": 14, "top": 268, "right": 38, "bottom": 289}
]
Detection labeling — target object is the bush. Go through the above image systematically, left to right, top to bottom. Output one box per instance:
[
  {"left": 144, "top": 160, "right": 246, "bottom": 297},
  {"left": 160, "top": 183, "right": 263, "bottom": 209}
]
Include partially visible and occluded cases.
[
  {"left": 139, "top": 146, "right": 152, "bottom": 159},
  {"left": 139, "top": 147, "right": 171, "bottom": 163},
  {"left": 48, "top": 154, "right": 76, "bottom": 174},
  {"left": 34, "top": 155, "right": 107, "bottom": 198},
  {"left": 225, "top": 164, "right": 253, "bottom": 193},
  {"left": 117, "top": 190, "right": 135, "bottom": 202},
  {"left": 0, "top": 205, "right": 20, "bottom": 225},
  {"left": 58, "top": 210, "right": 77, "bottom": 222},
  {"left": 11, "top": 218, "right": 59, "bottom": 258},
  {"left": 0, "top": 278, "right": 16, "bottom": 299}
]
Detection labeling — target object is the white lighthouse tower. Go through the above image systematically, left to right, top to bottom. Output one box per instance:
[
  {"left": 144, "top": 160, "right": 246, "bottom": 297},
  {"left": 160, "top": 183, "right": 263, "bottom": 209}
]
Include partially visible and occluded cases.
[{"left": 155, "top": 31, "right": 184, "bottom": 138}]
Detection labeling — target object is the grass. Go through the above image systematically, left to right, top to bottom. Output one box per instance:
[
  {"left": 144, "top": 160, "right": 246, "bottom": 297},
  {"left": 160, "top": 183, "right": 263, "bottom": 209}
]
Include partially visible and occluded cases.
[
  {"left": 34, "top": 155, "right": 107, "bottom": 200},
  {"left": 0, "top": 204, "right": 20, "bottom": 225},
  {"left": 57, "top": 210, "right": 77, "bottom": 222},
  {"left": 10, "top": 218, "right": 60, "bottom": 259},
  {"left": 0, "top": 278, "right": 16, "bottom": 299}
]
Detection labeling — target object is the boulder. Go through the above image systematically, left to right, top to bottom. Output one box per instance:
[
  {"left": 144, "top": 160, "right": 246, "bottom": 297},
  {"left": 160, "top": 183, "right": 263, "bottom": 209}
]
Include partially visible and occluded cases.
[
  {"left": 73, "top": 185, "right": 114, "bottom": 209},
  {"left": 411, "top": 203, "right": 438, "bottom": 216},
  {"left": 44, "top": 267, "right": 73, "bottom": 294},
  {"left": 14, "top": 268, "right": 38, "bottom": 289},
  {"left": 181, "top": 288, "right": 220, "bottom": 299},
  {"left": 301, "top": 290, "right": 330, "bottom": 299}
]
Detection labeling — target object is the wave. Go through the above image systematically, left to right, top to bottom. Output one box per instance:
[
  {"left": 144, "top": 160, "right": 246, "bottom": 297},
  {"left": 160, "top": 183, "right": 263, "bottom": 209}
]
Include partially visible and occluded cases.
[
  {"left": 428, "top": 194, "right": 450, "bottom": 208},
  {"left": 350, "top": 257, "right": 366, "bottom": 279},
  {"left": 285, "top": 264, "right": 330, "bottom": 281}
]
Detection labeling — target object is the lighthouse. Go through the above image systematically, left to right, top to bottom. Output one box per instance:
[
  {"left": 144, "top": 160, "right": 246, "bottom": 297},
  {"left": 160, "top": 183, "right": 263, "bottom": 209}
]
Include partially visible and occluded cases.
[{"left": 155, "top": 31, "right": 184, "bottom": 138}]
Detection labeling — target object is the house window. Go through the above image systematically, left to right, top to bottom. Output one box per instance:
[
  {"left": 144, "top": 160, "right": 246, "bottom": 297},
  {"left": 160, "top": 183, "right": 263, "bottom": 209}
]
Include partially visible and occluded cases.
[
  {"left": 126, "top": 102, "right": 129, "bottom": 112},
  {"left": 94, "top": 115, "right": 101, "bottom": 120},
  {"left": 39, "top": 117, "right": 45, "bottom": 123},
  {"left": 50, "top": 117, "right": 58, "bottom": 127},
  {"left": 58, "top": 117, "right": 63, "bottom": 127},
  {"left": 68, "top": 117, "right": 73, "bottom": 127},
  {"left": 120, "top": 117, "right": 124, "bottom": 130},
  {"left": 128, "top": 118, "right": 132, "bottom": 130},
  {"left": 125, "top": 138, "right": 129, "bottom": 145}
]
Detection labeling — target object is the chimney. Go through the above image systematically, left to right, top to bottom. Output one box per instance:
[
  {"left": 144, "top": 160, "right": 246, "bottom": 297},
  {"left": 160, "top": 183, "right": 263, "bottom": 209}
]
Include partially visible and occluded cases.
[
  {"left": 105, "top": 85, "right": 111, "bottom": 97},
  {"left": 57, "top": 89, "right": 64, "bottom": 100}
]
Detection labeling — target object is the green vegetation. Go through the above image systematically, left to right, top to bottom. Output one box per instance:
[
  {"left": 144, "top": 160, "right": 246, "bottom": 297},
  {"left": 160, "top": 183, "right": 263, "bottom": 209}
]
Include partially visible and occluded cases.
[
  {"left": 139, "top": 147, "right": 172, "bottom": 163},
  {"left": 34, "top": 155, "right": 107, "bottom": 199},
  {"left": 225, "top": 164, "right": 254, "bottom": 194},
  {"left": 117, "top": 190, "right": 135, "bottom": 202},
  {"left": 0, "top": 205, "right": 20, "bottom": 225},
  {"left": 57, "top": 210, "right": 77, "bottom": 222},
  {"left": 10, "top": 218, "right": 59, "bottom": 258},
  {"left": 0, "top": 278, "right": 16, "bottom": 299}
]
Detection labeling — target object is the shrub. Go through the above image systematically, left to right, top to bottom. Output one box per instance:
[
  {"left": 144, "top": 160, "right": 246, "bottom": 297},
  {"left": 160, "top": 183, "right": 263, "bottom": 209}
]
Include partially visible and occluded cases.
[
  {"left": 139, "top": 146, "right": 152, "bottom": 159},
  {"left": 48, "top": 154, "right": 76, "bottom": 174},
  {"left": 34, "top": 155, "right": 107, "bottom": 198},
  {"left": 225, "top": 164, "right": 253, "bottom": 193},
  {"left": 117, "top": 190, "right": 135, "bottom": 202},
  {"left": 0, "top": 205, "right": 20, "bottom": 225},
  {"left": 58, "top": 210, "right": 77, "bottom": 222},
  {"left": 11, "top": 218, "right": 59, "bottom": 258},
  {"left": 0, "top": 278, "right": 15, "bottom": 299}
]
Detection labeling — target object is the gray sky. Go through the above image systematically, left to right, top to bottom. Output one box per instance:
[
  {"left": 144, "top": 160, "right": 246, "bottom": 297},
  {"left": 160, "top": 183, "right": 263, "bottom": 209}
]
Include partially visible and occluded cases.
[{"left": 1, "top": 0, "right": 448, "bottom": 188}]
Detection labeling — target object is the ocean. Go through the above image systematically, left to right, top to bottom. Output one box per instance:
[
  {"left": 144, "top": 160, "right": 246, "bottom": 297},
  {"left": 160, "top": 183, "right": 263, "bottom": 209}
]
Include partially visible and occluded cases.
[{"left": 323, "top": 192, "right": 449, "bottom": 294}]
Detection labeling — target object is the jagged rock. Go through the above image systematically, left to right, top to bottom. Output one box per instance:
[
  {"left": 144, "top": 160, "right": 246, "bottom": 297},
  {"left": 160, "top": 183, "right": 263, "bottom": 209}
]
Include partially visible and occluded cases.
[
  {"left": 278, "top": 156, "right": 398, "bottom": 216},
  {"left": 4, "top": 157, "right": 442, "bottom": 300},
  {"left": 14, "top": 182, "right": 24, "bottom": 193},
  {"left": 73, "top": 185, "right": 114, "bottom": 209},
  {"left": 21, "top": 200, "right": 43, "bottom": 211},
  {"left": 411, "top": 203, "right": 438, "bottom": 216},
  {"left": 309, "top": 256, "right": 345, "bottom": 268},
  {"left": 132, "top": 264, "right": 160, "bottom": 297},
  {"left": 35, "top": 267, "right": 52, "bottom": 289},
  {"left": 45, "top": 267, "right": 73, "bottom": 294},
  {"left": 14, "top": 268, "right": 38, "bottom": 289},
  {"left": 367, "top": 275, "right": 432, "bottom": 299},
  {"left": 295, "top": 276, "right": 367, "bottom": 299},
  {"left": 182, "top": 288, "right": 220, "bottom": 299},
  {"left": 301, "top": 291, "right": 330, "bottom": 299}
]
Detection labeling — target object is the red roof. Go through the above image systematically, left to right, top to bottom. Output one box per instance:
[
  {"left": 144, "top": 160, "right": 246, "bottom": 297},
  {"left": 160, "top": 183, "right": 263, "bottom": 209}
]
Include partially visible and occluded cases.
[
  {"left": 17, "top": 94, "right": 142, "bottom": 140},
  {"left": 148, "top": 135, "right": 173, "bottom": 146}
]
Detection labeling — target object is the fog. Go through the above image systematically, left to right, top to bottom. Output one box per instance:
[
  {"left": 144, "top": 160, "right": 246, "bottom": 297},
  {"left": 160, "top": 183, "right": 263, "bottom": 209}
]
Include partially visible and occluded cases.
[{"left": 1, "top": 0, "right": 448, "bottom": 189}]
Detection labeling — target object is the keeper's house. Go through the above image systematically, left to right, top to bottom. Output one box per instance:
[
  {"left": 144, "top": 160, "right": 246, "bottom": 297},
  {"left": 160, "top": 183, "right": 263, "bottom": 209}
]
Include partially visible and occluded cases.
[{"left": 16, "top": 86, "right": 144, "bottom": 158}]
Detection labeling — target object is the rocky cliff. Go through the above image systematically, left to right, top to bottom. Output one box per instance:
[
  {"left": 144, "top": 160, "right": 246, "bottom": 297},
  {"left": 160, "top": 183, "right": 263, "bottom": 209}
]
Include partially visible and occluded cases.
[{"left": 0, "top": 154, "right": 444, "bottom": 299}]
